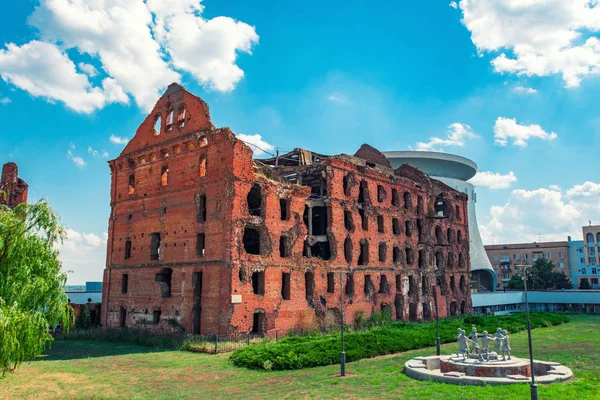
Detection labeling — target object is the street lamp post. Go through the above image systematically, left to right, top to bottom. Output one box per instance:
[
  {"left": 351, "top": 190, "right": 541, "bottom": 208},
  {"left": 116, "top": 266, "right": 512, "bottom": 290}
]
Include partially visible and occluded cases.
[
  {"left": 516, "top": 264, "right": 538, "bottom": 400},
  {"left": 339, "top": 268, "right": 346, "bottom": 377},
  {"left": 432, "top": 280, "right": 441, "bottom": 356}
]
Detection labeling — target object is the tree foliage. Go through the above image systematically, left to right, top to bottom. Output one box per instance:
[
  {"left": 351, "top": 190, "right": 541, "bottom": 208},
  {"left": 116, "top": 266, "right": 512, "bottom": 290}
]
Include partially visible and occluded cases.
[
  {"left": 0, "top": 199, "right": 72, "bottom": 374},
  {"left": 507, "top": 258, "right": 572, "bottom": 290},
  {"left": 579, "top": 278, "right": 592, "bottom": 290}
]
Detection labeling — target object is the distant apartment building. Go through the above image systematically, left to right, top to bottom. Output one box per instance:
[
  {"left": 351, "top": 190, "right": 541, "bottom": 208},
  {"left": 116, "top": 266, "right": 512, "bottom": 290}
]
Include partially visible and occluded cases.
[
  {"left": 569, "top": 225, "right": 600, "bottom": 289},
  {"left": 484, "top": 242, "right": 570, "bottom": 290}
]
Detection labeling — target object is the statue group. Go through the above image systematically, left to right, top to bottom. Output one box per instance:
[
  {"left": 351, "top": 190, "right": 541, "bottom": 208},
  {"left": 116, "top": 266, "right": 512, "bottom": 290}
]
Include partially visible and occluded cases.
[{"left": 457, "top": 327, "right": 511, "bottom": 361}]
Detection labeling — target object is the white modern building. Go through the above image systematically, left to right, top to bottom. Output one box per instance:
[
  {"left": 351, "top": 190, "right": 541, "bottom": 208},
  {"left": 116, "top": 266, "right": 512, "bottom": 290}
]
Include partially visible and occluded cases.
[{"left": 383, "top": 151, "right": 496, "bottom": 292}]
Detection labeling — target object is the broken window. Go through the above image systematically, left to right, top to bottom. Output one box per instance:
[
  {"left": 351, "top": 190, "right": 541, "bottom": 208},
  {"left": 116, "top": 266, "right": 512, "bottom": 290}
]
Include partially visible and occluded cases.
[
  {"left": 178, "top": 106, "right": 187, "bottom": 127},
  {"left": 154, "top": 115, "right": 161, "bottom": 136},
  {"left": 199, "top": 155, "right": 207, "bottom": 177},
  {"left": 161, "top": 166, "right": 169, "bottom": 186},
  {"left": 128, "top": 174, "right": 135, "bottom": 195},
  {"left": 343, "top": 174, "right": 352, "bottom": 196},
  {"left": 358, "top": 181, "right": 369, "bottom": 205},
  {"left": 247, "top": 184, "right": 262, "bottom": 216},
  {"left": 377, "top": 185, "right": 385, "bottom": 202},
  {"left": 391, "top": 189, "right": 399, "bottom": 207},
  {"left": 403, "top": 192, "right": 412, "bottom": 210},
  {"left": 197, "top": 194, "right": 207, "bottom": 223},
  {"left": 417, "top": 196, "right": 424, "bottom": 214},
  {"left": 280, "top": 198, "right": 290, "bottom": 220},
  {"left": 455, "top": 205, "right": 461, "bottom": 220},
  {"left": 359, "top": 208, "right": 368, "bottom": 231},
  {"left": 344, "top": 210, "right": 354, "bottom": 231},
  {"left": 377, "top": 214, "right": 384, "bottom": 233},
  {"left": 392, "top": 218, "right": 400, "bottom": 235},
  {"left": 417, "top": 219, "right": 423, "bottom": 241},
  {"left": 405, "top": 220, "right": 412, "bottom": 237},
  {"left": 243, "top": 226, "right": 261, "bottom": 255},
  {"left": 435, "top": 226, "right": 443, "bottom": 244},
  {"left": 447, "top": 228, "right": 453, "bottom": 243},
  {"left": 457, "top": 230, "right": 462, "bottom": 243},
  {"left": 150, "top": 232, "right": 161, "bottom": 260},
  {"left": 196, "top": 233, "right": 205, "bottom": 256},
  {"left": 279, "top": 235, "right": 290, "bottom": 258},
  {"left": 344, "top": 237, "right": 352, "bottom": 263},
  {"left": 125, "top": 240, "right": 131, "bottom": 260},
  {"left": 358, "top": 240, "right": 369, "bottom": 265},
  {"left": 378, "top": 242, "right": 387, "bottom": 262},
  {"left": 393, "top": 246, "right": 401, "bottom": 264},
  {"left": 406, "top": 247, "right": 414, "bottom": 265},
  {"left": 418, "top": 249, "right": 425, "bottom": 268},
  {"left": 155, "top": 268, "right": 172, "bottom": 298},
  {"left": 252, "top": 271, "right": 265, "bottom": 295},
  {"left": 305, "top": 271, "right": 315, "bottom": 303},
  {"left": 281, "top": 272, "right": 291, "bottom": 300},
  {"left": 327, "top": 272, "right": 335, "bottom": 293},
  {"left": 121, "top": 274, "right": 128, "bottom": 294},
  {"left": 345, "top": 274, "right": 355, "bottom": 303},
  {"left": 364, "top": 275, "right": 374, "bottom": 296},
  {"left": 379, "top": 275, "right": 389, "bottom": 294},
  {"left": 395, "top": 275, "right": 401, "bottom": 293},
  {"left": 422, "top": 275, "right": 429, "bottom": 297},
  {"left": 119, "top": 307, "right": 126, "bottom": 328},
  {"left": 153, "top": 310, "right": 161, "bottom": 324},
  {"left": 252, "top": 310, "right": 265, "bottom": 335}
]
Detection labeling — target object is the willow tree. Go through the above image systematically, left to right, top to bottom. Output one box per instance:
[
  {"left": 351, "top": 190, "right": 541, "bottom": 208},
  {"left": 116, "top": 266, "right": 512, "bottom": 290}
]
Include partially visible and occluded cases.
[{"left": 0, "top": 199, "right": 72, "bottom": 374}]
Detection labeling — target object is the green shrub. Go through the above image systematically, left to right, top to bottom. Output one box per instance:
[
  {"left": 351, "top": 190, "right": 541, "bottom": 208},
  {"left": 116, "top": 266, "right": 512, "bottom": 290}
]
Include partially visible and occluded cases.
[{"left": 230, "top": 313, "right": 568, "bottom": 371}]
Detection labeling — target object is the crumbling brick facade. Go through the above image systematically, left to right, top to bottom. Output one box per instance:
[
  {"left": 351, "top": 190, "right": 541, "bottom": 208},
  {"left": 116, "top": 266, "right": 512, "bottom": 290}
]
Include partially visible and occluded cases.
[
  {"left": 101, "top": 83, "right": 472, "bottom": 336},
  {"left": 0, "top": 162, "right": 28, "bottom": 207}
]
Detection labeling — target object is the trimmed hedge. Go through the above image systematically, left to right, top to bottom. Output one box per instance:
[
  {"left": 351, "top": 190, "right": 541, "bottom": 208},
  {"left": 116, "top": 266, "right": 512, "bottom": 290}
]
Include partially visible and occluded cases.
[{"left": 230, "top": 313, "right": 568, "bottom": 370}]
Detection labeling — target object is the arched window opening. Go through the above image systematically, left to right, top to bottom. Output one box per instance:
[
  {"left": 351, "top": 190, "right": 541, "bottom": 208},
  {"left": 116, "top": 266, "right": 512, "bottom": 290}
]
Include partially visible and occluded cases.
[
  {"left": 178, "top": 107, "right": 187, "bottom": 127},
  {"left": 154, "top": 115, "right": 161, "bottom": 136},
  {"left": 247, "top": 184, "right": 262, "bottom": 216},
  {"left": 392, "top": 189, "right": 399, "bottom": 207},
  {"left": 404, "top": 192, "right": 412, "bottom": 210},
  {"left": 417, "top": 195, "right": 424, "bottom": 214},
  {"left": 435, "top": 226, "right": 444, "bottom": 244},
  {"left": 457, "top": 230, "right": 463, "bottom": 243},
  {"left": 587, "top": 233, "right": 594, "bottom": 243},
  {"left": 406, "top": 247, "right": 414, "bottom": 265},
  {"left": 459, "top": 275, "right": 466, "bottom": 294}
]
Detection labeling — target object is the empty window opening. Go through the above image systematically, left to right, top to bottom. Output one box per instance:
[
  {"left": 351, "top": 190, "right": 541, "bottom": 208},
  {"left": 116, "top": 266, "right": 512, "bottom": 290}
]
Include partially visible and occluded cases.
[
  {"left": 178, "top": 107, "right": 187, "bottom": 127},
  {"left": 167, "top": 109, "right": 174, "bottom": 129},
  {"left": 154, "top": 115, "right": 161, "bottom": 135},
  {"left": 199, "top": 136, "right": 208, "bottom": 147},
  {"left": 199, "top": 155, "right": 207, "bottom": 177},
  {"left": 161, "top": 166, "right": 169, "bottom": 186},
  {"left": 128, "top": 174, "right": 135, "bottom": 195},
  {"left": 343, "top": 174, "right": 352, "bottom": 196},
  {"left": 358, "top": 181, "right": 369, "bottom": 205},
  {"left": 247, "top": 184, "right": 262, "bottom": 216},
  {"left": 377, "top": 185, "right": 385, "bottom": 202},
  {"left": 391, "top": 189, "right": 399, "bottom": 207},
  {"left": 403, "top": 192, "right": 412, "bottom": 210},
  {"left": 197, "top": 194, "right": 207, "bottom": 223},
  {"left": 435, "top": 195, "right": 449, "bottom": 217},
  {"left": 417, "top": 196, "right": 424, "bottom": 214},
  {"left": 280, "top": 198, "right": 290, "bottom": 220},
  {"left": 455, "top": 205, "right": 461, "bottom": 220},
  {"left": 303, "top": 206, "right": 328, "bottom": 236},
  {"left": 359, "top": 208, "right": 368, "bottom": 231},
  {"left": 344, "top": 210, "right": 355, "bottom": 232},
  {"left": 377, "top": 214, "right": 385, "bottom": 233},
  {"left": 392, "top": 218, "right": 400, "bottom": 235},
  {"left": 417, "top": 219, "right": 423, "bottom": 242},
  {"left": 405, "top": 220, "right": 412, "bottom": 237},
  {"left": 436, "top": 225, "right": 444, "bottom": 244},
  {"left": 243, "top": 227, "right": 261, "bottom": 255},
  {"left": 447, "top": 228, "right": 453, "bottom": 243},
  {"left": 457, "top": 230, "right": 462, "bottom": 243},
  {"left": 150, "top": 232, "right": 161, "bottom": 260},
  {"left": 196, "top": 233, "right": 205, "bottom": 256},
  {"left": 279, "top": 235, "right": 291, "bottom": 258},
  {"left": 344, "top": 237, "right": 353, "bottom": 263},
  {"left": 125, "top": 240, "right": 131, "bottom": 260},
  {"left": 304, "top": 240, "right": 331, "bottom": 260},
  {"left": 358, "top": 240, "right": 369, "bottom": 265},
  {"left": 378, "top": 242, "right": 387, "bottom": 262},
  {"left": 393, "top": 246, "right": 402, "bottom": 264},
  {"left": 406, "top": 247, "right": 414, "bottom": 265},
  {"left": 418, "top": 249, "right": 425, "bottom": 268},
  {"left": 436, "top": 251, "right": 443, "bottom": 271},
  {"left": 459, "top": 253, "right": 465, "bottom": 269},
  {"left": 155, "top": 268, "right": 172, "bottom": 298},
  {"left": 192, "top": 271, "right": 203, "bottom": 334},
  {"left": 252, "top": 271, "right": 265, "bottom": 295},
  {"left": 305, "top": 271, "right": 315, "bottom": 304},
  {"left": 281, "top": 272, "right": 291, "bottom": 300},
  {"left": 327, "top": 272, "right": 335, "bottom": 293},
  {"left": 121, "top": 274, "right": 128, "bottom": 294},
  {"left": 345, "top": 274, "right": 355, "bottom": 303},
  {"left": 364, "top": 275, "right": 375, "bottom": 297},
  {"left": 379, "top": 275, "right": 389, "bottom": 294},
  {"left": 395, "top": 275, "right": 401, "bottom": 293},
  {"left": 408, "top": 275, "right": 417, "bottom": 297},
  {"left": 422, "top": 275, "right": 430, "bottom": 297},
  {"left": 460, "top": 275, "right": 466, "bottom": 293},
  {"left": 439, "top": 276, "right": 448, "bottom": 296},
  {"left": 450, "top": 276, "right": 456, "bottom": 293},
  {"left": 395, "top": 294, "right": 404, "bottom": 320},
  {"left": 450, "top": 301, "right": 457, "bottom": 316},
  {"left": 460, "top": 301, "right": 466, "bottom": 316},
  {"left": 409, "top": 303, "right": 418, "bottom": 321},
  {"left": 423, "top": 303, "right": 432, "bottom": 321},
  {"left": 119, "top": 307, "right": 126, "bottom": 328},
  {"left": 153, "top": 310, "right": 161, "bottom": 324},
  {"left": 252, "top": 311, "right": 265, "bottom": 336}
]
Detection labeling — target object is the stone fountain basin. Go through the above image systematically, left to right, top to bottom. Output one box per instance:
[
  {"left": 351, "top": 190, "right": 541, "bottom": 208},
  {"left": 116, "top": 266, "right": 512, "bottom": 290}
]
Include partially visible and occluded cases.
[{"left": 405, "top": 355, "right": 573, "bottom": 386}]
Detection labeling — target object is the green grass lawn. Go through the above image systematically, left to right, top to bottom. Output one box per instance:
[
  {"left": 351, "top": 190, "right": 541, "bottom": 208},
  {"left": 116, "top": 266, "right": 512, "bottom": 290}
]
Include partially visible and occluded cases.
[{"left": 1, "top": 314, "right": 599, "bottom": 400}]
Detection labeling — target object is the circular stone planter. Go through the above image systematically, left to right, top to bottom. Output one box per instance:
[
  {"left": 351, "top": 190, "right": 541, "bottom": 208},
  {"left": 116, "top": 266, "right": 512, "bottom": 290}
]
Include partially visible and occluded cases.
[{"left": 404, "top": 355, "right": 573, "bottom": 386}]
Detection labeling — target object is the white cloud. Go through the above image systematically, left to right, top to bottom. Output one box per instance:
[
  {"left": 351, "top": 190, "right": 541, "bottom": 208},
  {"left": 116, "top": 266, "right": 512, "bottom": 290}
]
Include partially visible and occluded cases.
[
  {"left": 0, "top": 0, "right": 259, "bottom": 112},
  {"left": 459, "top": 0, "right": 600, "bottom": 87},
  {"left": 449, "top": 1, "right": 458, "bottom": 9},
  {"left": 0, "top": 41, "right": 128, "bottom": 113},
  {"left": 513, "top": 85, "right": 537, "bottom": 94},
  {"left": 327, "top": 93, "right": 350, "bottom": 103},
  {"left": 0, "top": 96, "right": 10, "bottom": 104},
  {"left": 493, "top": 117, "right": 557, "bottom": 147},
  {"left": 415, "top": 122, "right": 478, "bottom": 151},
  {"left": 236, "top": 133, "right": 275, "bottom": 156},
  {"left": 109, "top": 134, "right": 129, "bottom": 145},
  {"left": 67, "top": 144, "right": 85, "bottom": 167},
  {"left": 88, "top": 146, "right": 108, "bottom": 158},
  {"left": 469, "top": 171, "right": 517, "bottom": 189},
  {"left": 481, "top": 182, "right": 600, "bottom": 244},
  {"left": 549, "top": 185, "right": 561, "bottom": 191},
  {"left": 58, "top": 228, "right": 107, "bottom": 284}
]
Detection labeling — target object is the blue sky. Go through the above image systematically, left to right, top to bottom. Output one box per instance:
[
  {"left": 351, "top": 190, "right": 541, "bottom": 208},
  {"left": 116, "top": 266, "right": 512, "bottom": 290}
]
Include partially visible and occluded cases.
[{"left": 1, "top": 1, "right": 599, "bottom": 283}]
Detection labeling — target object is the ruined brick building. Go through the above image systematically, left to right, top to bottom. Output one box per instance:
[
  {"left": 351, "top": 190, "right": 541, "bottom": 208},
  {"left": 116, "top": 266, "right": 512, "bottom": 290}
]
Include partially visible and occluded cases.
[
  {"left": 101, "top": 83, "right": 472, "bottom": 336},
  {"left": 0, "top": 162, "right": 28, "bottom": 207}
]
